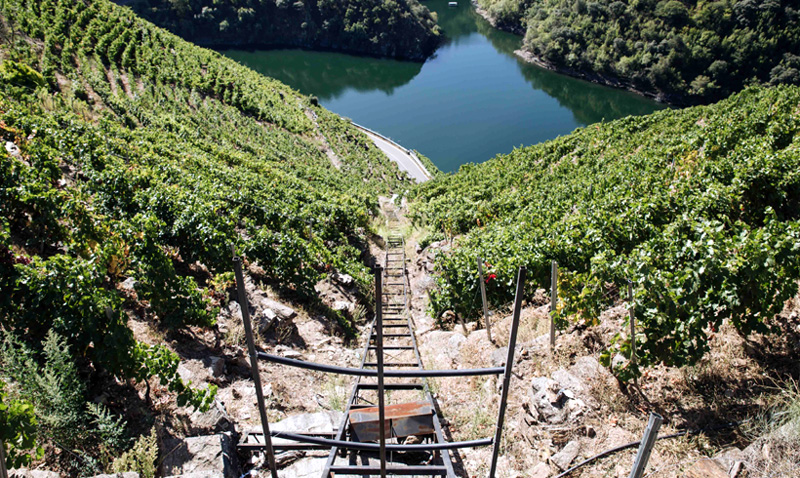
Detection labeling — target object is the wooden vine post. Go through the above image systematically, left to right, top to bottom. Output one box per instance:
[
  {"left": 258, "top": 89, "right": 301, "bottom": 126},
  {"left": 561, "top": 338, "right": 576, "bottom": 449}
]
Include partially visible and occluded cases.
[
  {"left": 550, "top": 260, "right": 558, "bottom": 350},
  {"left": 628, "top": 280, "right": 637, "bottom": 386},
  {"left": 0, "top": 441, "right": 8, "bottom": 478}
]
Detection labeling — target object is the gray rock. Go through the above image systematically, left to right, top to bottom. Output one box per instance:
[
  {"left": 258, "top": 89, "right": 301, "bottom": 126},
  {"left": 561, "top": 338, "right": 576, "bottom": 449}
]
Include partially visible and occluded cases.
[
  {"left": 5, "top": 141, "right": 20, "bottom": 157},
  {"left": 427, "top": 239, "right": 449, "bottom": 251},
  {"left": 332, "top": 272, "right": 354, "bottom": 286},
  {"left": 244, "top": 275, "right": 260, "bottom": 296},
  {"left": 417, "top": 276, "right": 435, "bottom": 291},
  {"left": 120, "top": 277, "right": 137, "bottom": 291},
  {"left": 260, "top": 298, "right": 296, "bottom": 320},
  {"left": 332, "top": 300, "right": 354, "bottom": 312},
  {"left": 222, "top": 301, "right": 241, "bottom": 321},
  {"left": 261, "top": 308, "right": 278, "bottom": 322},
  {"left": 257, "top": 309, "right": 278, "bottom": 335},
  {"left": 422, "top": 330, "right": 461, "bottom": 365},
  {"left": 447, "top": 332, "right": 466, "bottom": 351},
  {"left": 491, "top": 347, "right": 509, "bottom": 367},
  {"left": 282, "top": 349, "right": 302, "bottom": 359},
  {"left": 568, "top": 356, "right": 608, "bottom": 383},
  {"left": 179, "top": 357, "right": 226, "bottom": 386},
  {"left": 206, "top": 357, "right": 226, "bottom": 378},
  {"left": 178, "top": 360, "right": 209, "bottom": 386},
  {"left": 552, "top": 369, "right": 585, "bottom": 393},
  {"left": 529, "top": 373, "right": 587, "bottom": 424},
  {"left": 529, "top": 376, "right": 567, "bottom": 424},
  {"left": 531, "top": 376, "right": 558, "bottom": 397},
  {"left": 566, "top": 397, "right": 587, "bottom": 420},
  {"left": 186, "top": 400, "right": 234, "bottom": 435},
  {"left": 271, "top": 410, "right": 342, "bottom": 434},
  {"left": 250, "top": 411, "right": 342, "bottom": 454},
  {"left": 160, "top": 433, "right": 237, "bottom": 478},
  {"left": 550, "top": 440, "right": 581, "bottom": 471},
  {"left": 713, "top": 447, "right": 747, "bottom": 474},
  {"left": 273, "top": 450, "right": 305, "bottom": 467},
  {"left": 277, "top": 456, "right": 327, "bottom": 478},
  {"left": 528, "top": 462, "right": 551, "bottom": 478},
  {"left": 9, "top": 471, "right": 61, "bottom": 478}
]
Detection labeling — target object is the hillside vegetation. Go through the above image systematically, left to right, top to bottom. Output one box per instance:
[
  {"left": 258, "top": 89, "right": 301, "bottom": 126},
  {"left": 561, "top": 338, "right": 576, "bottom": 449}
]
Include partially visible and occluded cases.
[
  {"left": 0, "top": 0, "right": 407, "bottom": 471},
  {"left": 115, "top": 0, "right": 441, "bottom": 61},
  {"left": 477, "top": 0, "right": 800, "bottom": 104},
  {"left": 412, "top": 85, "right": 800, "bottom": 377}
]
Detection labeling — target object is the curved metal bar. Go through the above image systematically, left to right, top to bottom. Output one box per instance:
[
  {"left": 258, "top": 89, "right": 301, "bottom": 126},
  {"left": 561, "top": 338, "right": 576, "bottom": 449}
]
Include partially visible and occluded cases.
[
  {"left": 258, "top": 352, "right": 504, "bottom": 377},
  {"left": 268, "top": 431, "right": 493, "bottom": 451}
]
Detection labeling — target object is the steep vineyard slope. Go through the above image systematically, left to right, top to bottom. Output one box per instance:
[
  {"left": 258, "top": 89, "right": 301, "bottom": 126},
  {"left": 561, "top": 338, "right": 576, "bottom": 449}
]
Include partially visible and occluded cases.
[
  {"left": 0, "top": 0, "right": 409, "bottom": 469},
  {"left": 114, "top": 0, "right": 441, "bottom": 61},
  {"left": 477, "top": 0, "right": 800, "bottom": 104},
  {"left": 412, "top": 85, "right": 800, "bottom": 375}
]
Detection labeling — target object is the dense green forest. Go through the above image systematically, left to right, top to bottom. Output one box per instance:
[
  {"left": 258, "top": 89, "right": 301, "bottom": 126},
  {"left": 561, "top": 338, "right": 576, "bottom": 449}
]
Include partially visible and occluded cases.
[
  {"left": 0, "top": 0, "right": 407, "bottom": 472},
  {"left": 114, "top": 0, "right": 441, "bottom": 60},
  {"left": 477, "top": 0, "right": 800, "bottom": 104},
  {"left": 412, "top": 85, "right": 800, "bottom": 378}
]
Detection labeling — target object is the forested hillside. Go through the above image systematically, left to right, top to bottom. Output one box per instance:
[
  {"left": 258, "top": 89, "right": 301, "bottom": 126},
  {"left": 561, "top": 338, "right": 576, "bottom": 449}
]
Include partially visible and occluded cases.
[
  {"left": 0, "top": 0, "right": 407, "bottom": 471},
  {"left": 115, "top": 0, "right": 441, "bottom": 61},
  {"left": 477, "top": 0, "right": 800, "bottom": 104},
  {"left": 412, "top": 85, "right": 800, "bottom": 376}
]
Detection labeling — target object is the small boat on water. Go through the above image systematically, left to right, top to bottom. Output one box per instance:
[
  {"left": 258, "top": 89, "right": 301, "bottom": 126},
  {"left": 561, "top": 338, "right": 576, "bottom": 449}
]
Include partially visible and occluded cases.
[{"left": 448, "top": 1, "right": 457, "bottom": 6}]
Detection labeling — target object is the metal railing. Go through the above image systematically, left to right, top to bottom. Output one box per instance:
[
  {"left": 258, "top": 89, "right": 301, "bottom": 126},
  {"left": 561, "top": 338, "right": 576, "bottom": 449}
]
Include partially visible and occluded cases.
[{"left": 234, "top": 232, "right": 527, "bottom": 477}]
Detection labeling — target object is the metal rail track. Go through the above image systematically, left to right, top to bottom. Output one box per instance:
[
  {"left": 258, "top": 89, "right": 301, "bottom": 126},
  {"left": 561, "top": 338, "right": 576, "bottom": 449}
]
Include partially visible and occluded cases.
[
  {"left": 233, "top": 218, "right": 527, "bottom": 477},
  {"left": 318, "top": 232, "right": 461, "bottom": 477}
]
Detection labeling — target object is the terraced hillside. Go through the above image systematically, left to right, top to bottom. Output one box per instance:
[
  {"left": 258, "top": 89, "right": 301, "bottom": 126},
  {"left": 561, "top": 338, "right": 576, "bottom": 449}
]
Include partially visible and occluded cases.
[
  {"left": 0, "top": 0, "right": 410, "bottom": 470},
  {"left": 3, "top": 1, "right": 800, "bottom": 476},
  {"left": 412, "top": 85, "right": 800, "bottom": 375}
]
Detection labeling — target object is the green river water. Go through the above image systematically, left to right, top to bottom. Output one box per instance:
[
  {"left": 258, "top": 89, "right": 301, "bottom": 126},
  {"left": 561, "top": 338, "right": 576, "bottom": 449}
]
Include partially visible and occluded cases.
[{"left": 224, "top": 0, "right": 665, "bottom": 172}]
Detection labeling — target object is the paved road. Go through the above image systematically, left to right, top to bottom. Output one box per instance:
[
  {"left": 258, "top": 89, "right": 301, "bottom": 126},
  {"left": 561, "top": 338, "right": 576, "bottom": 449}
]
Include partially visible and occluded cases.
[{"left": 356, "top": 127, "right": 431, "bottom": 183}]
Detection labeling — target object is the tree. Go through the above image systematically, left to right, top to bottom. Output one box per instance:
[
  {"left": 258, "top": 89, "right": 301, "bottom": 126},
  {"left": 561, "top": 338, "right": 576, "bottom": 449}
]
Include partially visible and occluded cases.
[{"left": 655, "top": 1, "right": 689, "bottom": 26}]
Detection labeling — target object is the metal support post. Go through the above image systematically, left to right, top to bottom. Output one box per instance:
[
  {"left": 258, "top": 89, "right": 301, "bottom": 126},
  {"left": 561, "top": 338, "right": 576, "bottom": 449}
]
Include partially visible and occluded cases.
[
  {"left": 233, "top": 257, "right": 279, "bottom": 478},
  {"left": 478, "top": 258, "right": 492, "bottom": 342},
  {"left": 550, "top": 261, "right": 558, "bottom": 350},
  {"left": 375, "top": 266, "right": 387, "bottom": 478},
  {"left": 488, "top": 266, "right": 527, "bottom": 478},
  {"left": 628, "top": 280, "right": 638, "bottom": 385},
  {"left": 456, "top": 311, "right": 468, "bottom": 336},
  {"left": 628, "top": 413, "right": 663, "bottom": 478},
  {"left": 0, "top": 441, "right": 8, "bottom": 478}
]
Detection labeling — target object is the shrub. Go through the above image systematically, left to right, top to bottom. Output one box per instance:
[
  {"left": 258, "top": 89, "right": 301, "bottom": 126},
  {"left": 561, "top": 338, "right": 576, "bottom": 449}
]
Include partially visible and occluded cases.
[
  {"left": 0, "top": 331, "right": 87, "bottom": 449},
  {"left": 0, "top": 379, "right": 41, "bottom": 469},
  {"left": 111, "top": 427, "right": 158, "bottom": 478}
]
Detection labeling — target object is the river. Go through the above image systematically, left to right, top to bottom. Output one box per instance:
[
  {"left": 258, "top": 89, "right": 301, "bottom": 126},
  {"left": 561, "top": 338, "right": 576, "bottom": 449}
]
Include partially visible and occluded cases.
[{"left": 223, "top": 0, "right": 665, "bottom": 173}]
